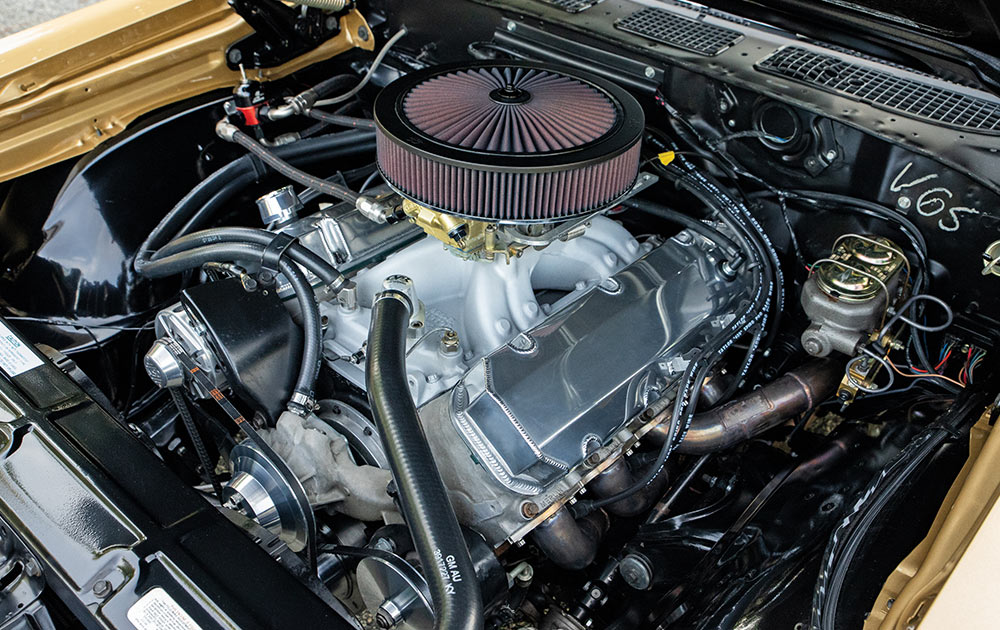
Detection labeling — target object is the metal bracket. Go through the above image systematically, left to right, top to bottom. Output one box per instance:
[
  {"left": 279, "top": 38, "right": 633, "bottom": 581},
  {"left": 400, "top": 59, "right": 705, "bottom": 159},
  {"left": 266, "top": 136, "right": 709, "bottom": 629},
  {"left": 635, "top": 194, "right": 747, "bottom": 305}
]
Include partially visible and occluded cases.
[
  {"left": 225, "top": 0, "right": 347, "bottom": 70},
  {"left": 497, "top": 172, "right": 659, "bottom": 247}
]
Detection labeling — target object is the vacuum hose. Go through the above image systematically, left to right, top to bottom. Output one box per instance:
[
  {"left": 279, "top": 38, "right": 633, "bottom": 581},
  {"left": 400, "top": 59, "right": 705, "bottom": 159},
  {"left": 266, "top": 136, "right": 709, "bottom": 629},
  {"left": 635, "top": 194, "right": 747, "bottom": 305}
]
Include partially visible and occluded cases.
[{"left": 366, "top": 286, "right": 484, "bottom": 630}]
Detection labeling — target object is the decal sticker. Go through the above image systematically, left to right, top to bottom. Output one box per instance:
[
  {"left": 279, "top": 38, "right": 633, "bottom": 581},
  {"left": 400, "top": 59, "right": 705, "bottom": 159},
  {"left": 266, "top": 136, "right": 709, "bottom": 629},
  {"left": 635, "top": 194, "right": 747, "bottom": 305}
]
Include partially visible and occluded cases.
[
  {"left": 0, "top": 321, "right": 42, "bottom": 377},
  {"left": 127, "top": 588, "right": 201, "bottom": 630}
]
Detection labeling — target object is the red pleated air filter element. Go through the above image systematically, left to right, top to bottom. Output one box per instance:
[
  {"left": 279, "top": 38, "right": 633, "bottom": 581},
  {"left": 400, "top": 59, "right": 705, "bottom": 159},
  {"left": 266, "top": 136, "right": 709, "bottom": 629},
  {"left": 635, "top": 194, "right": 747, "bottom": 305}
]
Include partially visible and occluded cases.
[{"left": 374, "top": 61, "right": 644, "bottom": 223}]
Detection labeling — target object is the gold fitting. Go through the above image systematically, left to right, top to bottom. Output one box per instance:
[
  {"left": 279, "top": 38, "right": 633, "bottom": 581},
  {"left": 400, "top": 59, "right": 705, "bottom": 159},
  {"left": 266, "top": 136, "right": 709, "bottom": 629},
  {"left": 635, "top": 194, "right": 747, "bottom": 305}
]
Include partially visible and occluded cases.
[{"left": 401, "top": 199, "right": 523, "bottom": 260}]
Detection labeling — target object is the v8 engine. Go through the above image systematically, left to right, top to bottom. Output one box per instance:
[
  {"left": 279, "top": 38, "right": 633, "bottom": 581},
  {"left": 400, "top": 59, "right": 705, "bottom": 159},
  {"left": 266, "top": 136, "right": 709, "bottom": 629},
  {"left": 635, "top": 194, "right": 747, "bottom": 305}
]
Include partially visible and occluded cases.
[
  {"left": 8, "top": 4, "right": 995, "bottom": 627},
  {"left": 145, "top": 61, "right": 749, "bottom": 563}
]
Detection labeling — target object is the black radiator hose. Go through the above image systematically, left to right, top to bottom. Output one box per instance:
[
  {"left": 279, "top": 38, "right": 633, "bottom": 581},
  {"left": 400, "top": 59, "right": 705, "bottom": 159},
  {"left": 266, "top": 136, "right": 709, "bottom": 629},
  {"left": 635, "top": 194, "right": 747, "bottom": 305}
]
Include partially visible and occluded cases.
[
  {"left": 134, "top": 129, "right": 375, "bottom": 276},
  {"left": 149, "top": 227, "right": 346, "bottom": 288},
  {"left": 366, "top": 290, "right": 484, "bottom": 630}
]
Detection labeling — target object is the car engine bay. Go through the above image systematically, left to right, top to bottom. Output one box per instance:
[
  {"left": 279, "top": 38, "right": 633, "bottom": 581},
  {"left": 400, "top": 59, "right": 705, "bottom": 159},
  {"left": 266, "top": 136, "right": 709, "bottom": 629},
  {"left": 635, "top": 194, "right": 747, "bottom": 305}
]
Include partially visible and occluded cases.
[{"left": 1, "top": 0, "right": 999, "bottom": 629}]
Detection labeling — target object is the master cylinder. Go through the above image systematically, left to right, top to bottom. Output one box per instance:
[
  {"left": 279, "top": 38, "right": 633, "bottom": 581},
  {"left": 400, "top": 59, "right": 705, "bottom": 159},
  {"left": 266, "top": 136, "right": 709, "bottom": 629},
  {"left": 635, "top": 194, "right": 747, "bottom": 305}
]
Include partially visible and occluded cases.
[{"left": 800, "top": 235, "right": 906, "bottom": 357}]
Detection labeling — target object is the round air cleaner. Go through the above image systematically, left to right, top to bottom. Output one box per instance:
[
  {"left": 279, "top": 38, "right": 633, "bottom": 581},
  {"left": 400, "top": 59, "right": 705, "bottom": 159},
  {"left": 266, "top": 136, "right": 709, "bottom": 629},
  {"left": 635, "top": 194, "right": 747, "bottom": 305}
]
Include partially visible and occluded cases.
[{"left": 375, "top": 61, "right": 644, "bottom": 223}]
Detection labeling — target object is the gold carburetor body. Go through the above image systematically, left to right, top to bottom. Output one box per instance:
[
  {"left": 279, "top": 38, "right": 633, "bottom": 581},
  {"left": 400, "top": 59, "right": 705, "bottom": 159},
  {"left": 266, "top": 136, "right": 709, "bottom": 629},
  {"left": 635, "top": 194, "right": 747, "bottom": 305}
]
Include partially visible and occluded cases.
[
  {"left": 402, "top": 199, "right": 587, "bottom": 261},
  {"left": 402, "top": 199, "right": 503, "bottom": 258}
]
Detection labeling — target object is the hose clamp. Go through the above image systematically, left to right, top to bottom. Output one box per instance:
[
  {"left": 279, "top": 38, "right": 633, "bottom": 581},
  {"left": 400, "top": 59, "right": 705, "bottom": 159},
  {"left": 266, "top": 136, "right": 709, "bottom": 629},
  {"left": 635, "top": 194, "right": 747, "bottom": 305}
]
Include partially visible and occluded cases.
[
  {"left": 258, "top": 232, "right": 298, "bottom": 286},
  {"left": 375, "top": 275, "right": 416, "bottom": 314},
  {"left": 374, "top": 290, "right": 413, "bottom": 314},
  {"left": 289, "top": 392, "right": 317, "bottom": 416}
]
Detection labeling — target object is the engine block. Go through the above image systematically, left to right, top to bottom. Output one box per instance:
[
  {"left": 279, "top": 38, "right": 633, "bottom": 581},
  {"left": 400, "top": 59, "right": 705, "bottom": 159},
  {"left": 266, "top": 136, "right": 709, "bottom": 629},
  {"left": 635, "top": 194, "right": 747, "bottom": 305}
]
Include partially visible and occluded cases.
[
  {"left": 272, "top": 199, "right": 747, "bottom": 546},
  {"left": 319, "top": 214, "right": 650, "bottom": 406}
]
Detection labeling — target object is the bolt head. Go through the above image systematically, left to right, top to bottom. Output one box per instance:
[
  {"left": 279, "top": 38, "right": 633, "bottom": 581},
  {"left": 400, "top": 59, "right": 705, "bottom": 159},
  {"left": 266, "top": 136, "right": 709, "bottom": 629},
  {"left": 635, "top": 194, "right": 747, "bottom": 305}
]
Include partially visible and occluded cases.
[
  {"left": 506, "top": 20, "right": 517, "bottom": 31},
  {"left": 357, "top": 26, "right": 369, "bottom": 41},
  {"left": 644, "top": 66, "right": 656, "bottom": 79},
  {"left": 824, "top": 149, "right": 838, "bottom": 161},
  {"left": 897, "top": 196, "right": 912, "bottom": 210},
  {"left": 441, "top": 330, "right": 460, "bottom": 354},
  {"left": 803, "top": 338, "right": 823, "bottom": 356},
  {"left": 92, "top": 579, "right": 112, "bottom": 598}
]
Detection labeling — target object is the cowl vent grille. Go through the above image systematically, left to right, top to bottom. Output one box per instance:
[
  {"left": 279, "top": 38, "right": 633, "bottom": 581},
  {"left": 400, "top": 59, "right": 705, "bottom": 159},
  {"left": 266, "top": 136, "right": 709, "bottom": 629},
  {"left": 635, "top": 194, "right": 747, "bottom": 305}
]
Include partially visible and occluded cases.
[
  {"left": 534, "top": 0, "right": 603, "bottom": 13},
  {"left": 616, "top": 7, "right": 743, "bottom": 57},
  {"left": 757, "top": 46, "right": 1000, "bottom": 133}
]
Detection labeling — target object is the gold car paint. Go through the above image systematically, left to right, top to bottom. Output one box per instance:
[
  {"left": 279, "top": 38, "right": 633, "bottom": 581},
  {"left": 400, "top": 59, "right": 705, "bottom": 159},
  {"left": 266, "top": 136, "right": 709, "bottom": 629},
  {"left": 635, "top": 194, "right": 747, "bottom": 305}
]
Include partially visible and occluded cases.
[
  {"left": 0, "top": 0, "right": 372, "bottom": 182},
  {"left": 866, "top": 402, "right": 1000, "bottom": 629}
]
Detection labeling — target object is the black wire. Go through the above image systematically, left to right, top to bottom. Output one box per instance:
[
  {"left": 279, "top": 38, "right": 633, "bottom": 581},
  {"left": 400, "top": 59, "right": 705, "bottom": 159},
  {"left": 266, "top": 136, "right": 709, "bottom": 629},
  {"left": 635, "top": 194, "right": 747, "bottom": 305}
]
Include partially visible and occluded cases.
[
  {"left": 647, "top": 121, "right": 785, "bottom": 356},
  {"left": 575, "top": 125, "right": 779, "bottom": 514},
  {"left": 644, "top": 128, "right": 756, "bottom": 209},
  {"left": 750, "top": 189, "right": 929, "bottom": 288},
  {"left": 775, "top": 194, "right": 808, "bottom": 270},
  {"left": 621, "top": 198, "right": 743, "bottom": 260},
  {"left": 122, "top": 323, "right": 157, "bottom": 421}
]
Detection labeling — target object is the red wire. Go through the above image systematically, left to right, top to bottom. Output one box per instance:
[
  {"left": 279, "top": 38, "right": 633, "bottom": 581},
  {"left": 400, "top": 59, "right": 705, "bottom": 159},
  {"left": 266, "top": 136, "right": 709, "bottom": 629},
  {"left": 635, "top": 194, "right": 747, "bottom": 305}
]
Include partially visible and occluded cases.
[
  {"left": 935, "top": 348, "right": 953, "bottom": 372},
  {"left": 960, "top": 348, "right": 974, "bottom": 385}
]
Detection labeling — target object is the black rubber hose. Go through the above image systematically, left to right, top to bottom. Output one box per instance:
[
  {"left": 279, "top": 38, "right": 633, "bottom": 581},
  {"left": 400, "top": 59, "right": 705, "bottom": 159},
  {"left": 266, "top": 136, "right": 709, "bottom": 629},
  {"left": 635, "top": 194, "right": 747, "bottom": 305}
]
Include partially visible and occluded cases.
[
  {"left": 311, "top": 74, "right": 356, "bottom": 99},
  {"left": 305, "top": 110, "right": 376, "bottom": 129},
  {"left": 229, "top": 128, "right": 361, "bottom": 205},
  {"left": 134, "top": 130, "right": 375, "bottom": 276},
  {"left": 174, "top": 134, "right": 367, "bottom": 236},
  {"left": 174, "top": 170, "right": 259, "bottom": 237},
  {"left": 151, "top": 227, "right": 345, "bottom": 288},
  {"left": 140, "top": 243, "right": 322, "bottom": 414},
  {"left": 366, "top": 294, "right": 484, "bottom": 630}
]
